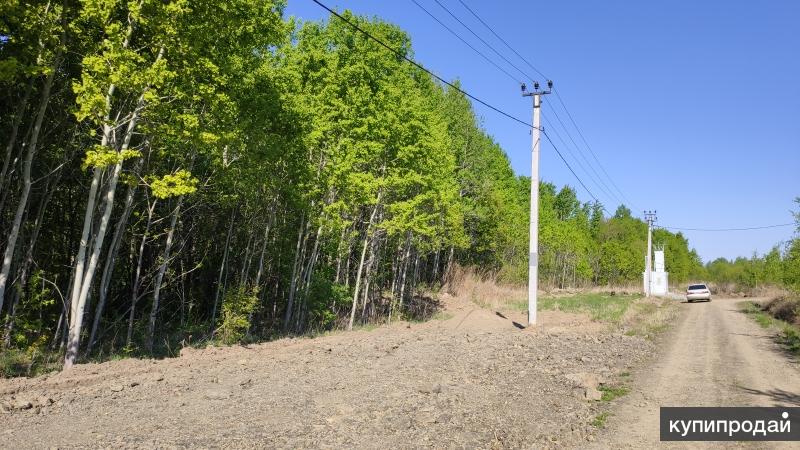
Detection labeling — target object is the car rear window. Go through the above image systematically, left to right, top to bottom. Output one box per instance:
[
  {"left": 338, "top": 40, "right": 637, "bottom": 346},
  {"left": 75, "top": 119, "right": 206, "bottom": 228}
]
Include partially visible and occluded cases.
[{"left": 688, "top": 284, "right": 707, "bottom": 290}]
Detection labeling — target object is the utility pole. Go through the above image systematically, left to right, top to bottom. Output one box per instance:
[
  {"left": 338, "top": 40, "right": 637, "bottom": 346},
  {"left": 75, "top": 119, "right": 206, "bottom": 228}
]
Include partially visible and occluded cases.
[
  {"left": 522, "top": 80, "right": 552, "bottom": 326},
  {"left": 643, "top": 210, "right": 657, "bottom": 297}
]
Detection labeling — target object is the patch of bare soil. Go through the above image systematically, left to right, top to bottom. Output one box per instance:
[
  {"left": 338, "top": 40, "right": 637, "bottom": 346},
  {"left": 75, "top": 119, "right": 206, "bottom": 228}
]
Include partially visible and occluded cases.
[{"left": 1, "top": 296, "right": 653, "bottom": 449}]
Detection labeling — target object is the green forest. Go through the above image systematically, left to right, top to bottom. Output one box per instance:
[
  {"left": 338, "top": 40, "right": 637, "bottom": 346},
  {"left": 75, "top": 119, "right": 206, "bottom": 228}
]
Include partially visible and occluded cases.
[{"left": 0, "top": 0, "right": 792, "bottom": 371}]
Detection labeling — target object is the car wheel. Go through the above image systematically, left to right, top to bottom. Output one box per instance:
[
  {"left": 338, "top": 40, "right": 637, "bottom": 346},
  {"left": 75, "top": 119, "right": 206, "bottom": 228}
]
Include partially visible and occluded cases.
[{"left": 688, "top": 299, "right": 693, "bottom": 303}]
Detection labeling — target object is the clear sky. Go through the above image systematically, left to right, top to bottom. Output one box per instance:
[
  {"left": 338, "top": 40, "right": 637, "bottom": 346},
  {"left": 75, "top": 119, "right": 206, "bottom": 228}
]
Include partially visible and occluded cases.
[{"left": 285, "top": 0, "right": 800, "bottom": 263}]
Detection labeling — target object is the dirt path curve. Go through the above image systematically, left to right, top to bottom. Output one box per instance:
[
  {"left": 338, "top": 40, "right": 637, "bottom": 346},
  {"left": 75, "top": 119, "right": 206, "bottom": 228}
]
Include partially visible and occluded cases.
[{"left": 595, "top": 297, "right": 800, "bottom": 449}]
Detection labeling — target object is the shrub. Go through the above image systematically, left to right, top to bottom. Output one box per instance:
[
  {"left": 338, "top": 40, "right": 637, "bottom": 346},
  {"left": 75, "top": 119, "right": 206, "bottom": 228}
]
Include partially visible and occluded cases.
[{"left": 217, "top": 286, "right": 259, "bottom": 345}]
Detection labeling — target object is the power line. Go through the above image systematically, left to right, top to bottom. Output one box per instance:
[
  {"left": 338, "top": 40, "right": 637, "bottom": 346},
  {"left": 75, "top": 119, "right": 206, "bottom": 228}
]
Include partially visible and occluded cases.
[
  {"left": 308, "top": 0, "right": 532, "bottom": 128},
  {"left": 311, "top": 0, "right": 792, "bottom": 236},
  {"left": 408, "top": 0, "right": 521, "bottom": 84},
  {"left": 429, "top": 0, "right": 532, "bottom": 83},
  {"left": 450, "top": 0, "right": 636, "bottom": 210},
  {"left": 454, "top": 0, "right": 548, "bottom": 80},
  {"left": 552, "top": 88, "right": 639, "bottom": 210},
  {"left": 542, "top": 100, "right": 624, "bottom": 206},
  {"left": 541, "top": 114, "right": 618, "bottom": 206},
  {"left": 541, "top": 129, "right": 607, "bottom": 212},
  {"left": 659, "top": 223, "right": 797, "bottom": 232}
]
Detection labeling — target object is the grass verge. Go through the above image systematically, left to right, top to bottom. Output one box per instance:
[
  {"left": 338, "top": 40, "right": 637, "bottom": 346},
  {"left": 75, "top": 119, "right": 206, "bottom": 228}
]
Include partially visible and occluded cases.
[
  {"left": 468, "top": 288, "right": 679, "bottom": 337},
  {"left": 537, "top": 293, "right": 678, "bottom": 337},
  {"left": 538, "top": 293, "right": 640, "bottom": 324},
  {"left": 622, "top": 297, "right": 680, "bottom": 339},
  {"left": 741, "top": 300, "right": 800, "bottom": 354}
]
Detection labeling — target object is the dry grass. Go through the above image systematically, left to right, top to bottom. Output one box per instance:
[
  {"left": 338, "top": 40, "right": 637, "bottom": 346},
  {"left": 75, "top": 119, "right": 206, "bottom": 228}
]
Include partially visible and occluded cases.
[
  {"left": 446, "top": 266, "right": 527, "bottom": 310},
  {"left": 446, "top": 266, "right": 643, "bottom": 310},
  {"left": 446, "top": 266, "right": 679, "bottom": 338},
  {"left": 708, "top": 283, "right": 792, "bottom": 299},
  {"left": 551, "top": 284, "right": 641, "bottom": 296},
  {"left": 761, "top": 295, "right": 800, "bottom": 326},
  {"left": 621, "top": 297, "right": 680, "bottom": 339},
  {"left": 741, "top": 297, "right": 800, "bottom": 354}
]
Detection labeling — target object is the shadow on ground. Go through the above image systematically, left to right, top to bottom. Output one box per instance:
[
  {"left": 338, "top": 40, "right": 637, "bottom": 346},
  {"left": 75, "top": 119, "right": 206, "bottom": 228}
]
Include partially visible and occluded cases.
[
  {"left": 494, "top": 311, "right": 526, "bottom": 329},
  {"left": 738, "top": 386, "right": 800, "bottom": 407}
]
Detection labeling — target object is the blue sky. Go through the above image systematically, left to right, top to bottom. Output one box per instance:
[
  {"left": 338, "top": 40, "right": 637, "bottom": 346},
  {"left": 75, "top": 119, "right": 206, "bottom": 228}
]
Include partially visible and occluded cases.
[{"left": 286, "top": 0, "right": 800, "bottom": 262}]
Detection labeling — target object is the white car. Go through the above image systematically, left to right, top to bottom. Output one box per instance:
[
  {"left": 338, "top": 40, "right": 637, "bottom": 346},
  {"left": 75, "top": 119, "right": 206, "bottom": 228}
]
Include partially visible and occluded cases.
[{"left": 686, "top": 283, "right": 712, "bottom": 302}]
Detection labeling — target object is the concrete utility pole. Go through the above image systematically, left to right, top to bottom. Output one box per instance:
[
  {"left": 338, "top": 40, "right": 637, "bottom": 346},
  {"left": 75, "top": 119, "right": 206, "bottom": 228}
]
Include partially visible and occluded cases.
[
  {"left": 522, "top": 80, "right": 552, "bottom": 326},
  {"left": 643, "top": 210, "right": 657, "bottom": 297}
]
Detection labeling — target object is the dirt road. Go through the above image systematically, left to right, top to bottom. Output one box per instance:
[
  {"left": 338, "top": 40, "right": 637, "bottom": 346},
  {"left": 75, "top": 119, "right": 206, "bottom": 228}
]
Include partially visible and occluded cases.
[{"left": 597, "top": 297, "right": 800, "bottom": 448}]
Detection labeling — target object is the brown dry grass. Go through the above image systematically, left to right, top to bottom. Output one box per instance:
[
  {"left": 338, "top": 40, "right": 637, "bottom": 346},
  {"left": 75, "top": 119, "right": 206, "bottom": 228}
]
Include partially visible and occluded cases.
[
  {"left": 446, "top": 265, "right": 645, "bottom": 309},
  {"left": 446, "top": 266, "right": 527, "bottom": 310},
  {"left": 708, "top": 283, "right": 792, "bottom": 299},
  {"left": 762, "top": 295, "right": 800, "bottom": 326},
  {"left": 620, "top": 297, "right": 680, "bottom": 338}
]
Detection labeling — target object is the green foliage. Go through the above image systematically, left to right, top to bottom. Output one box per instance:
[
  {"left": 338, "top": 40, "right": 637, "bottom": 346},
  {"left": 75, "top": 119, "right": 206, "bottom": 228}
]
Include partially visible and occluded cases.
[
  {"left": 82, "top": 146, "right": 141, "bottom": 170},
  {"left": 148, "top": 170, "right": 198, "bottom": 199},
  {"left": 706, "top": 199, "right": 799, "bottom": 291},
  {"left": 706, "top": 241, "right": 800, "bottom": 291},
  {"left": 6, "top": 270, "right": 56, "bottom": 349},
  {"left": 306, "top": 280, "right": 351, "bottom": 331},
  {"left": 217, "top": 286, "right": 258, "bottom": 345},
  {"left": 781, "top": 326, "right": 800, "bottom": 354},
  {"left": 0, "top": 347, "right": 61, "bottom": 378}
]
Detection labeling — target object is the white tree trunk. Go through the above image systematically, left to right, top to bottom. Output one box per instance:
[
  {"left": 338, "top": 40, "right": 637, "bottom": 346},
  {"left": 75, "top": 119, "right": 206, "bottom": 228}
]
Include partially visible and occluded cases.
[
  {"left": 63, "top": 41, "right": 165, "bottom": 368},
  {"left": 0, "top": 51, "right": 58, "bottom": 315},
  {"left": 0, "top": 78, "right": 33, "bottom": 193},
  {"left": 64, "top": 97, "right": 147, "bottom": 368},
  {"left": 87, "top": 161, "right": 140, "bottom": 354},
  {"left": 3, "top": 173, "right": 54, "bottom": 346},
  {"left": 348, "top": 191, "right": 382, "bottom": 331},
  {"left": 145, "top": 197, "right": 183, "bottom": 353},
  {"left": 126, "top": 199, "right": 156, "bottom": 347},
  {"left": 211, "top": 208, "right": 236, "bottom": 330},
  {"left": 283, "top": 214, "right": 307, "bottom": 330},
  {"left": 253, "top": 215, "right": 272, "bottom": 290}
]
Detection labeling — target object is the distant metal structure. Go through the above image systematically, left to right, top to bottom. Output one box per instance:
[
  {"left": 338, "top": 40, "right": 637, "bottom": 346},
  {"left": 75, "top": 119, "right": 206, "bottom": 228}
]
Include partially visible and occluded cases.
[
  {"left": 522, "top": 80, "right": 552, "bottom": 326},
  {"left": 643, "top": 211, "right": 657, "bottom": 296}
]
